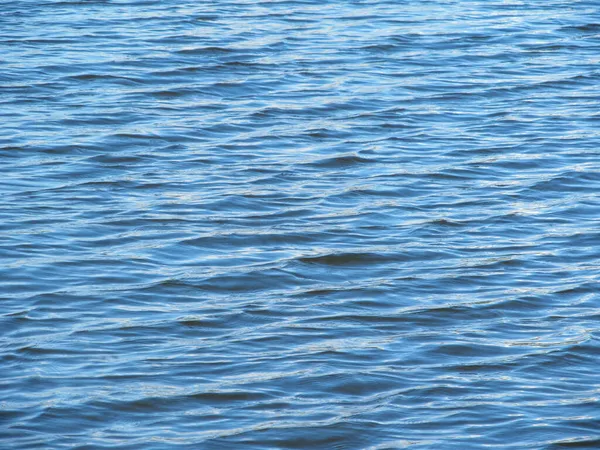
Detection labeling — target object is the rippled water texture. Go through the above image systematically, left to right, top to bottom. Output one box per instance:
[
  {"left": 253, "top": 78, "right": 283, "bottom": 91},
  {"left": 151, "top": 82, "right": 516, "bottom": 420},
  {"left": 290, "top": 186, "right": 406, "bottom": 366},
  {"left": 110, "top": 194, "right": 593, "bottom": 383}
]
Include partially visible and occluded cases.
[{"left": 2, "top": 0, "right": 600, "bottom": 448}]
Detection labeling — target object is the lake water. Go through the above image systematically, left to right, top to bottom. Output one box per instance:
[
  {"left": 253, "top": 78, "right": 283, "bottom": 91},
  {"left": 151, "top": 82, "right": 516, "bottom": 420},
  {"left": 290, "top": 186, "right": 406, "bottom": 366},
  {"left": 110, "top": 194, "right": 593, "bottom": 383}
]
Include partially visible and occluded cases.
[{"left": 2, "top": 0, "right": 600, "bottom": 448}]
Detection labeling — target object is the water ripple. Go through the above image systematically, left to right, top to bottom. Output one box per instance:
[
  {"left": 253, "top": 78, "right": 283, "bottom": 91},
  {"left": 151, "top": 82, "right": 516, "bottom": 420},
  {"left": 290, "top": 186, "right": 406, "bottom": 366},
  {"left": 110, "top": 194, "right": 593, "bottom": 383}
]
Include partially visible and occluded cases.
[{"left": 2, "top": 0, "right": 600, "bottom": 448}]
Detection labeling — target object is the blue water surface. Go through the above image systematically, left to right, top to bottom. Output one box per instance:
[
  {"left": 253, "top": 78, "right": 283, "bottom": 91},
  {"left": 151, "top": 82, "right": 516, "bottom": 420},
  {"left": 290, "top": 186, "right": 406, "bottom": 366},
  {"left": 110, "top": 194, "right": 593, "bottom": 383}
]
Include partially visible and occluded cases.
[{"left": 1, "top": 0, "right": 600, "bottom": 448}]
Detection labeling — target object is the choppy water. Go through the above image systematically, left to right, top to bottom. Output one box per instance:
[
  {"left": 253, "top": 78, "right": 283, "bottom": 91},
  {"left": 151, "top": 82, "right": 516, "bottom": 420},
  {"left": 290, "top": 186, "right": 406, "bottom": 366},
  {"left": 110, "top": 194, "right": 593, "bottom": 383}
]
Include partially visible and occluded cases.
[{"left": 2, "top": 0, "right": 600, "bottom": 448}]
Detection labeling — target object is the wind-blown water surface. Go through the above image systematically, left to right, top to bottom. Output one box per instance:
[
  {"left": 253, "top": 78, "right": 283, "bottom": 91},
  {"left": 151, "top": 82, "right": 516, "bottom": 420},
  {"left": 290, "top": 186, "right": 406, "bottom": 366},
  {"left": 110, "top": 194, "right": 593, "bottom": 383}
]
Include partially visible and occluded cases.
[{"left": 2, "top": 0, "right": 600, "bottom": 448}]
